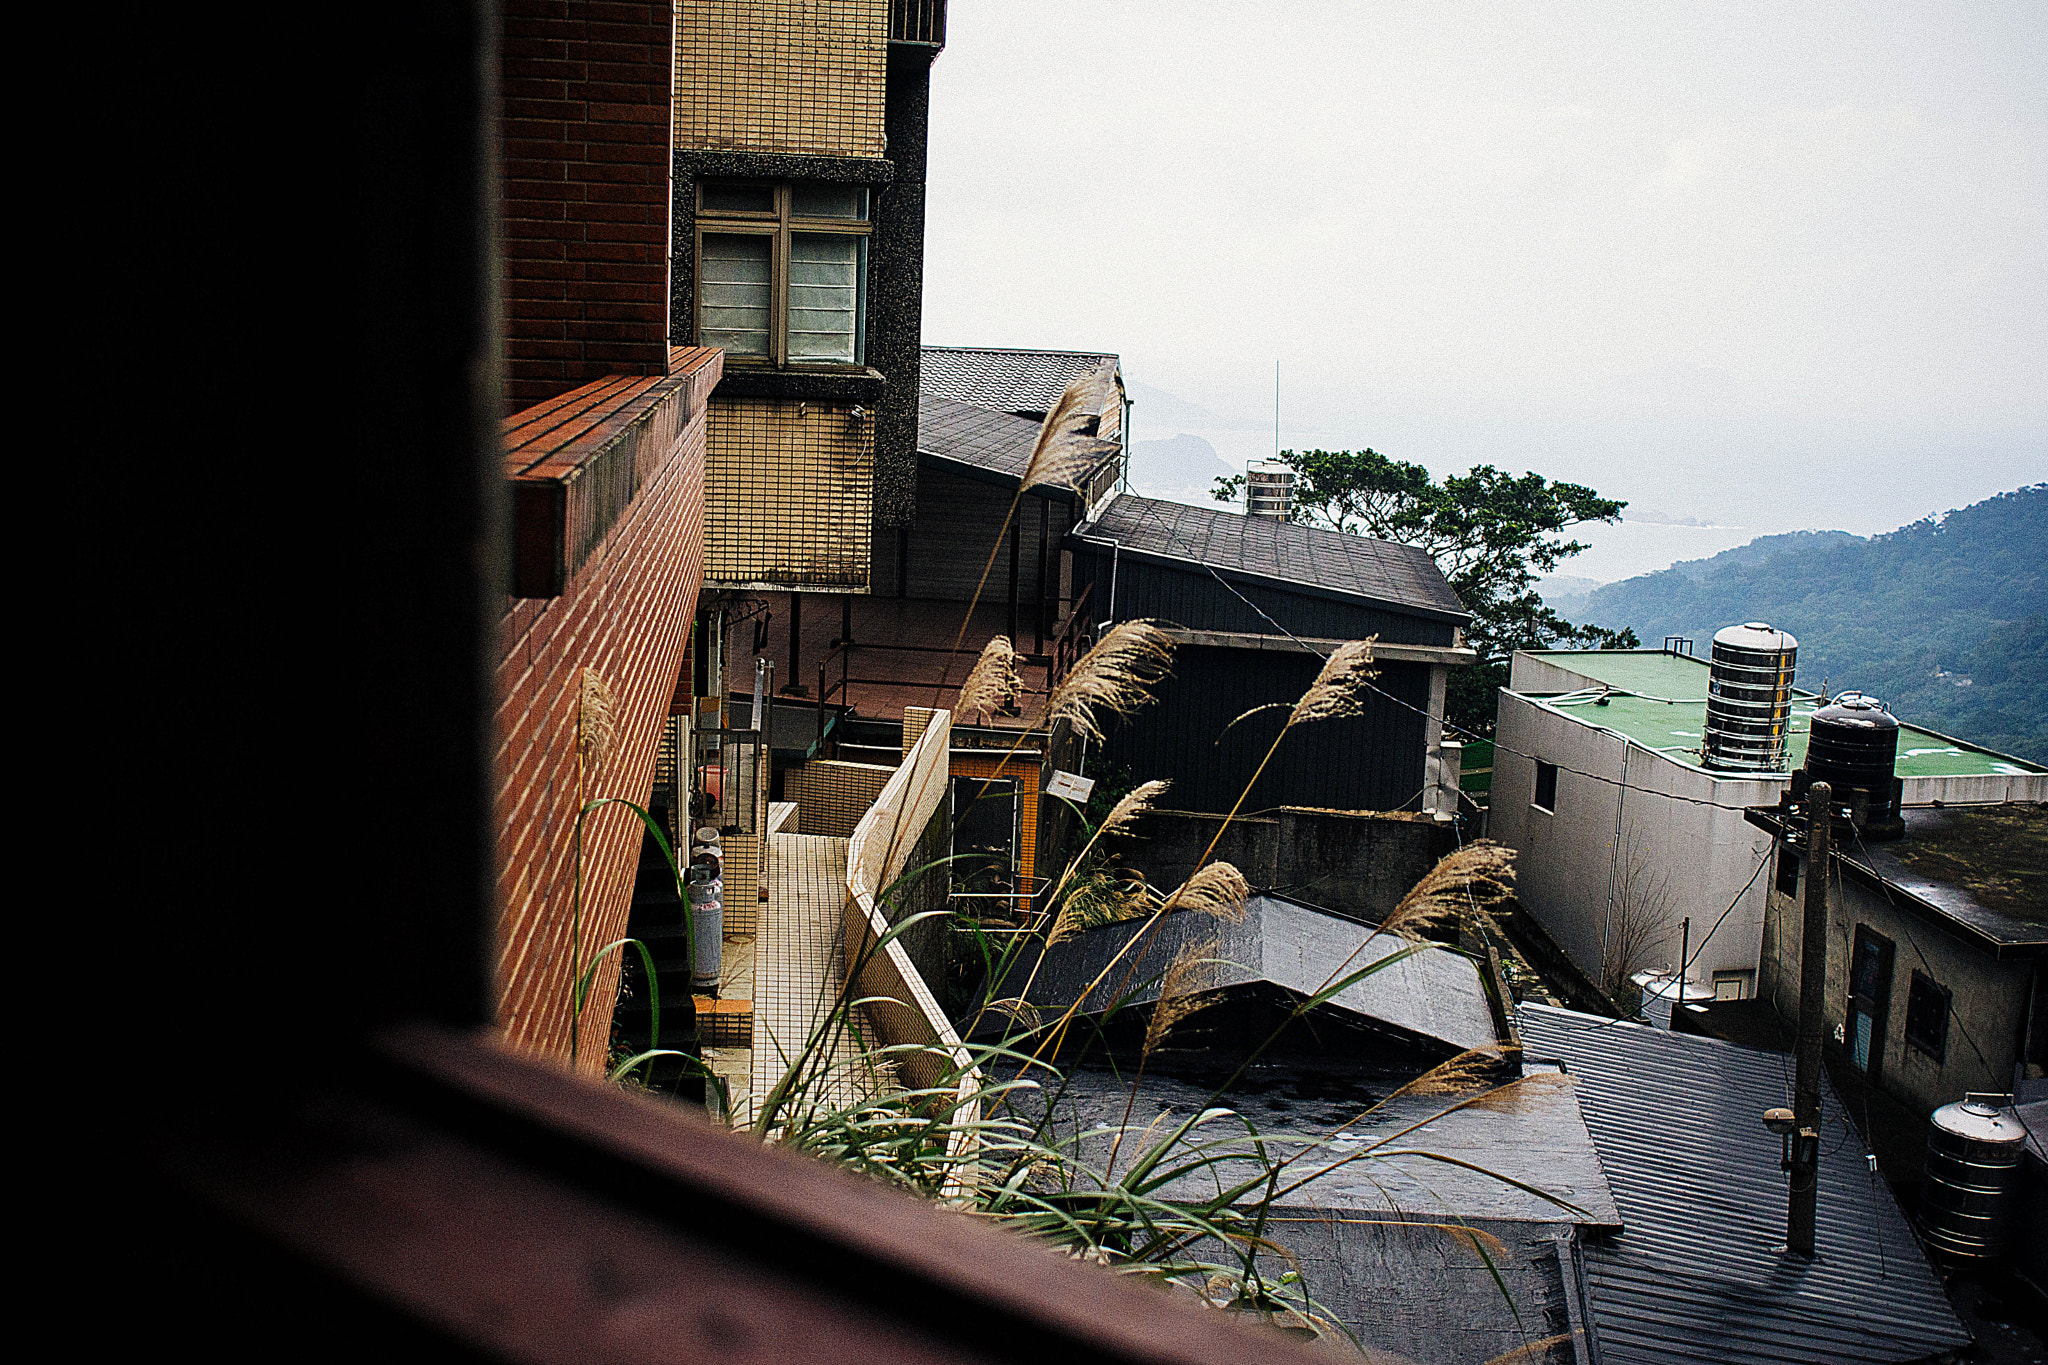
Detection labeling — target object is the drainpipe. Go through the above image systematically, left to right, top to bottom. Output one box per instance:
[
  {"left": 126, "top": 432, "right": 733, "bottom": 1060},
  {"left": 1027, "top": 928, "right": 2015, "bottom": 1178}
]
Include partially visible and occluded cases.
[
  {"left": 1120, "top": 392, "right": 1133, "bottom": 495},
  {"left": 1100, "top": 539, "right": 1121, "bottom": 633}
]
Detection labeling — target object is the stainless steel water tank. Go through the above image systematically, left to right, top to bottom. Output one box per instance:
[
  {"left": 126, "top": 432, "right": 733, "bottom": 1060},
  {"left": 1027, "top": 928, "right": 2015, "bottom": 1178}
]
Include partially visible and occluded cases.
[
  {"left": 1245, "top": 459, "right": 1296, "bottom": 519},
  {"left": 1703, "top": 622, "right": 1798, "bottom": 771},
  {"left": 1920, "top": 1094, "right": 2026, "bottom": 1261}
]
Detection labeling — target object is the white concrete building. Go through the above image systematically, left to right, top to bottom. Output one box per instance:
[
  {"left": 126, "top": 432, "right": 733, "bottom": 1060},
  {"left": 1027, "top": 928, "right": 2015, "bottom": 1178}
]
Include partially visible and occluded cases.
[{"left": 1489, "top": 649, "right": 2047, "bottom": 1006}]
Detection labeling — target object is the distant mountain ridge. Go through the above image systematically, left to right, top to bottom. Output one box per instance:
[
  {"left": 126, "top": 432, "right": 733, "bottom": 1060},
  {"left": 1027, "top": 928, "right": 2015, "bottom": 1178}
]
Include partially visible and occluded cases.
[
  {"left": 1125, "top": 431, "right": 1239, "bottom": 507},
  {"left": 1560, "top": 485, "right": 2048, "bottom": 762},
  {"left": 1664, "top": 529, "right": 1864, "bottom": 578}
]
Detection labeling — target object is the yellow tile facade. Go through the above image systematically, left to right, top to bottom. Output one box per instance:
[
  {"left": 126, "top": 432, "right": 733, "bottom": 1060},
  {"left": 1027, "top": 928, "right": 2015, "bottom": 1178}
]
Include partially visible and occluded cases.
[
  {"left": 675, "top": 0, "right": 888, "bottom": 157},
  {"left": 706, "top": 398, "right": 874, "bottom": 587},
  {"left": 788, "top": 760, "right": 899, "bottom": 837}
]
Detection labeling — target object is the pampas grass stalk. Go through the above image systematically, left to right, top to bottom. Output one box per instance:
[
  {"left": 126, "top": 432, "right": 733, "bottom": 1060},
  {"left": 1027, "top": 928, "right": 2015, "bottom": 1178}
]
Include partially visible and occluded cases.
[
  {"left": 929, "top": 364, "right": 1121, "bottom": 708},
  {"left": 1041, "top": 620, "right": 1175, "bottom": 743},
  {"left": 956, "top": 635, "right": 1023, "bottom": 723},
  {"left": 1189, "top": 638, "right": 1376, "bottom": 875},
  {"left": 570, "top": 665, "right": 617, "bottom": 1065},
  {"left": 1378, "top": 841, "right": 1515, "bottom": 941},
  {"left": 1142, "top": 935, "right": 1223, "bottom": 1060}
]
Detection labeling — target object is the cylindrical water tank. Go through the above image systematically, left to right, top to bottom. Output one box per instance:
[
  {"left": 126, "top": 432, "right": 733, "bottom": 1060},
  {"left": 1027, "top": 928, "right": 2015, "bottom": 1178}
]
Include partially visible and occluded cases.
[
  {"left": 1245, "top": 460, "right": 1296, "bottom": 520},
  {"left": 1703, "top": 622, "right": 1798, "bottom": 772},
  {"left": 1805, "top": 692, "right": 1904, "bottom": 837},
  {"left": 1631, "top": 970, "right": 1716, "bottom": 1028},
  {"left": 1920, "top": 1095, "right": 2026, "bottom": 1261}
]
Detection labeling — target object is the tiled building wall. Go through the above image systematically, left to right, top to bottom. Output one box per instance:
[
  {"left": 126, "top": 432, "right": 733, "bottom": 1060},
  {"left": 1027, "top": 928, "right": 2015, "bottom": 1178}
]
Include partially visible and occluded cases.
[
  {"left": 502, "top": 0, "right": 676, "bottom": 409},
  {"left": 674, "top": 0, "right": 887, "bottom": 156},
  {"left": 706, "top": 398, "right": 874, "bottom": 587},
  {"left": 494, "top": 401, "right": 707, "bottom": 1072},
  {"left": 903, "top": 707, "right": 1046, "bottom": 917},
  {"left": 952, "top": 749, "right": 1043, "bottom": 917},
  {"left": 788, "top": 760, "right": 898, "bottom": 837},
  {"left": 719, "top": 832, "right": 760, "bottom": 935}
]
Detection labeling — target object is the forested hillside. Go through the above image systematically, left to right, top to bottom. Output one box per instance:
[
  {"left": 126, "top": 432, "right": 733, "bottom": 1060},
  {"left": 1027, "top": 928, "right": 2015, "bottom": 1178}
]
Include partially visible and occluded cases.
[{"left": 1569, "top": 485, "right": 2048, "bottom": 762}]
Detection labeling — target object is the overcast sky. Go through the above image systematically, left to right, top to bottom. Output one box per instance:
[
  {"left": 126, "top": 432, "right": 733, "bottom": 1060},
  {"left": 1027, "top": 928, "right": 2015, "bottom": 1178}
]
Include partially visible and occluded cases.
[{"left": 922, "top": 2, "right": 2046, "bottom": 578}]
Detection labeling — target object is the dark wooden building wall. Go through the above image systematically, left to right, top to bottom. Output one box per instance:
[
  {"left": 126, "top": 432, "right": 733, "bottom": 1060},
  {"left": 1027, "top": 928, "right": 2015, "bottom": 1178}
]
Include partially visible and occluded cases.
[
  {"left": 884, "top": 464, "right": 1071, "bottom": 604},
  {"left": 1070, "top": 549, "right": 1456, "bottom": 649},
  {"left": 1100, "top": 646, "right": 1432, "bottom": 814}
]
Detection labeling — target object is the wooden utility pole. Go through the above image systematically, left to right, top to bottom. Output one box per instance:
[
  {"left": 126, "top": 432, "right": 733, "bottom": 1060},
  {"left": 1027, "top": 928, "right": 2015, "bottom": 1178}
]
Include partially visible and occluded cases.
[{"left": 1789, "top": 780, "right": 1832, "bottom": 1257}]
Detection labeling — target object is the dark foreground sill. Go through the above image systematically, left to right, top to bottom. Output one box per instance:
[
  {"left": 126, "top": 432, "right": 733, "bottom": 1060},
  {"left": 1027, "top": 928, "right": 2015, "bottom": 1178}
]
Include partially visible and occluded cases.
[{"left": 152, "top": 1023, "right": 1330, "bottom": 1365}]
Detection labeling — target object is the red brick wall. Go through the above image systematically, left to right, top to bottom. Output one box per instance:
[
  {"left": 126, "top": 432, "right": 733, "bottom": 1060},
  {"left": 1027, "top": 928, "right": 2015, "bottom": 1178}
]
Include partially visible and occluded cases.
[
  {"left": 502, "top": 0, "right": 674, "bottom": 410},
  {"left": 494, "top": 391, "right": 708, "bottom": 1071}
]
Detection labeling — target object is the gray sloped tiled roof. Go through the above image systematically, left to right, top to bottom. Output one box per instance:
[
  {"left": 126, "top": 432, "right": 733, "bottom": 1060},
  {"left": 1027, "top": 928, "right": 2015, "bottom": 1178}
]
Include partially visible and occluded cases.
[
  {"left": 921, "top": 345, "right": 1118, "bottom": 417},
  {"left": 917, "top": 391, "right": 1122, "bottom": 490},
  {"left": 915, "top": 394, "right": 1042, "bottom": 479},
  {"left": 1076, "top": 493, "right": 1469, "bottom": 621},
  {"left": 980, "top": 894, "right": 1502, "bottom": 1055},
  {"left": 1517, "top": 1004, "right": 1970, "bottom": 1365}
]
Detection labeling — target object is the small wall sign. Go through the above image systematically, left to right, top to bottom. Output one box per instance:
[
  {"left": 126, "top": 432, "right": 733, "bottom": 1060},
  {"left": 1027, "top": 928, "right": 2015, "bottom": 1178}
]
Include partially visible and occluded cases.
[{"left": 1046, "top": 769, "right": 1095, "bottom": 803}]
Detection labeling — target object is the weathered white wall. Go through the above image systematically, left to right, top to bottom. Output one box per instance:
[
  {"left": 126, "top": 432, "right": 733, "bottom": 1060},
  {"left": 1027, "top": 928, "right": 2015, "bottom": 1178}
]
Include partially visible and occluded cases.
[
  {"left": 1493, "top": 691, "right": 1782, "bottom": 994},
  {"left": 1759, "top": 872, "right": 2034, "bottom": 1116}
]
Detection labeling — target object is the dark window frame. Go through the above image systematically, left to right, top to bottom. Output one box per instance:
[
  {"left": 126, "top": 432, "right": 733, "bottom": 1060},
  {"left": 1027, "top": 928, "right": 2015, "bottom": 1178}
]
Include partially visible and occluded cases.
[
  {"left": 695, "top": 179, "right": 871, "bottom": 369},
  {"left": 1533, "top": 760, "right": 1558, "bottom": 812},
  {"left": 1847, "top": 923, "right": 1896, "bottom": 1079},
  {"left": 1904, "top": 969, "right": 1951, "bottom": 1062}
]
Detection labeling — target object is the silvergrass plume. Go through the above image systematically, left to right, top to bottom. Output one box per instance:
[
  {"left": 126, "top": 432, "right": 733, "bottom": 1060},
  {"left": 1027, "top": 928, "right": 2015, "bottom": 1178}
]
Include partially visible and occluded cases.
[
  {"left": 1021, "top": 363, "right": 1120, "bottom": 493},
  {"left": 1043, "top": 620, "right": 1174, "bottom": 743},
  {"left": 956, "top": 635, "right": 1023, "bottom": 723},
  {"left": 1287, "top": 637, "right": 1378, "bottom": 727},
  {"left": 576, "top": 665, "right": 617, "bottom": 769},
  {"left": 1039, "top": 777, "right": 1167, "bottom": 940},
  {"left": 1096, "top": 777, "right": 1170, "bottom": 841},
  {"left": 1379, "top": 840, "right": 1515, "bottom": 941},
  {"left": 1047, "top": 860, "right": 1155, "bottom": 946},
  {"left": 1159, "top": 860, "right": 1251, "bottom": 921},
  {"left": 1143, "top": 935, "right": 1222, "bottom": 1059},
  {"left": 1390, "top": 1047, "right": 1503, "bottom": 1098},
  {"left": 1466, "top": 1071, "right": 1573, "bottom": 1114},
  {"left": 1484, "top": 1332, "right": 1576, "bottom": 1365}
]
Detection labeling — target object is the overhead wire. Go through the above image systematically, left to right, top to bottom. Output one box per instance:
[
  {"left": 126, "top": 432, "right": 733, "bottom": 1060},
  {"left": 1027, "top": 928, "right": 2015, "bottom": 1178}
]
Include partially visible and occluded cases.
[{"left": 1098, "top": 492, "right": 1799, "bottom": 814}]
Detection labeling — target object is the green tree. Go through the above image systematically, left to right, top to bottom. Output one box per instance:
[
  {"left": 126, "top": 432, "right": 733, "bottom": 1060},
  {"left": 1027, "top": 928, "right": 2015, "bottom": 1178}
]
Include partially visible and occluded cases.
[{"left": 1215, "top": 448, "right": 1636, "bottom": 736}]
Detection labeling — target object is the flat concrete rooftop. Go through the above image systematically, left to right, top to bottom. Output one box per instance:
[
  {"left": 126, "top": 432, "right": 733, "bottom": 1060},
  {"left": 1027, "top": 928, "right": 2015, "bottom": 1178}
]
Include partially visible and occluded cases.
[{"left": 1514, "top": 650, "right": 2043, "bottom": 780}]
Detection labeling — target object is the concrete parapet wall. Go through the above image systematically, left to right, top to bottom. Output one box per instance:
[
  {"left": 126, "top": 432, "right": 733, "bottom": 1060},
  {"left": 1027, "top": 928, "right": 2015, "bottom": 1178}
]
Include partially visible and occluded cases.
[
  {"left": 844, "top": 710, "right": 974, "bottom": 1102},
  {"left": 1121, "top": 806, "right": 1458, "bottom": 922}
]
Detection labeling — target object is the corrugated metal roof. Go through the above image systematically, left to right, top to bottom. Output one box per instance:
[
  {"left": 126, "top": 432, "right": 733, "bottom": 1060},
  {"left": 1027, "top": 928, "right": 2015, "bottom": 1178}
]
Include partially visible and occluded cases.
[
  {"left": 920, "top": 345, "right": 1118, "bottom": 416},
  {"left": 1075, "top": 494, "right": 1469, "bottom": 622},
  {"left": 1517, "top": 1004, "right": 1970, "bottom": 1365},
  {"left": 1000, "top": 1062, "right": 1610, "bottom": 1364}
]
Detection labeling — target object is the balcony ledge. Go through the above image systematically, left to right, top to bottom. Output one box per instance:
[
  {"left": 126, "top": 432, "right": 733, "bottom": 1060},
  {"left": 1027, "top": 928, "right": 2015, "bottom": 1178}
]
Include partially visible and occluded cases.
[{"left": 505, "top": 347, "right": 723, "bottom": 598}]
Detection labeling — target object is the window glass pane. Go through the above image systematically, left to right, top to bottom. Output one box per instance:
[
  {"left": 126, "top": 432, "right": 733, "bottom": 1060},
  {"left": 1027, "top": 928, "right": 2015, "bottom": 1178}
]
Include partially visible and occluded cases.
[
  {"left": 701, "top": 181, "right": 774, "bottom": 214},
  {"left": 791, "top": 184, "right": 868, "bottom": 220},
  {"left": 787, "top": 234, "right": 862, "bottom": 364},
  {"left": 699, "top": 235, "right": 771, "bottom": 357},
  {"left": 1776, "top": 845, "right": 1800, "bottom": 896},
  {"left": 1905, "top": 971, "right": 1949, "bottom": 1059}
]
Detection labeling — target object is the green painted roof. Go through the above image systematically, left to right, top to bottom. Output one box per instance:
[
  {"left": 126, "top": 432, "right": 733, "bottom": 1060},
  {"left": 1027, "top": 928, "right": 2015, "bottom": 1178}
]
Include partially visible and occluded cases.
[
  {"left": 1522, "top": 649, "right": 1719, "bottom": 700},
  {"left": 1518, "top": 650, "right": 2044, "bottom": 779}
]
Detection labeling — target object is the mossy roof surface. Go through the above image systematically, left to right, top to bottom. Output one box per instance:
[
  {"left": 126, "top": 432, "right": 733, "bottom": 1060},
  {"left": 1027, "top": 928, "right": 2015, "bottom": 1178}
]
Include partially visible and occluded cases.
[
  {"left": 1518, "top": 650, "right": 2043, "bottom": 779},
  {"left": 1882, "top": 805, "right": 2048, "bottom": 924}
]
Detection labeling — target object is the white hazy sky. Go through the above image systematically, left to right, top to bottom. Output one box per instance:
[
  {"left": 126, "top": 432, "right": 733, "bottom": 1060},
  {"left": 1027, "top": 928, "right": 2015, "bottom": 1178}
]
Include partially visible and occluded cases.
[{"left": 922, "top": 2, "right": 2047, "bottom": 577}]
